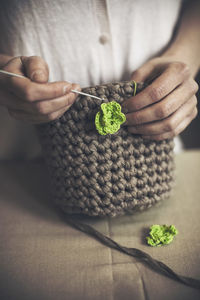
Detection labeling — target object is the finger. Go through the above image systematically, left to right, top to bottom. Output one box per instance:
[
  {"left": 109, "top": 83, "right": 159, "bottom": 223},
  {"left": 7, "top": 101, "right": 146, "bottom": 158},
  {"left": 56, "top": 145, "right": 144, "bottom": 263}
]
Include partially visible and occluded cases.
[
  {"left": 0, "top": 56, "right": 80, "bottom": 102},
  {"left": 0, "top": 56, "right": 25, "bottom": 84},
  {"left": 20, "top": 56, "right": 49, "bottom": 83},
  {"left": 122, "top": 62, "right": 190, "bottom": 112},
  {"left": 131, "top": 62, "right": 156, "bottom": 82},
  {"left": 5, "top": 76, "right": 79, "bottom": 102},
  {"left": 125, "top": 78, "right": 198, "bottom": 126},
  {"left": 0, "top": 81, "right": 79, "bottom": 114},
  {"left": 31, "top": 84, "right": 78, "bottom": 115},
  {"left": 0, "top": 87, "right": 76, "bottom": 114},
  {"left": 0, "top": 88, "right": 42, "bottom": 114},
  {"left": 0, "top": 89, "right": 24, "bottom": 109},
  {"left": 128, "top": 96, "right": 197, "bottom": 137},
  {"left": 8, "top": 105, "right": 69, "bottom": 124},
  {"left": 142, "top": 109, "right": 197, "bottom": 141}
]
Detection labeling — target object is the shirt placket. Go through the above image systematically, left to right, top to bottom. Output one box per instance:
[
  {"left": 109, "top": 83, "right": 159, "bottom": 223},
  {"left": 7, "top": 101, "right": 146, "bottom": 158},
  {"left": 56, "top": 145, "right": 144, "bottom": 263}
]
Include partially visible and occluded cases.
[{"left": 92, "top": 0, "right": 115, "bottom": 83}]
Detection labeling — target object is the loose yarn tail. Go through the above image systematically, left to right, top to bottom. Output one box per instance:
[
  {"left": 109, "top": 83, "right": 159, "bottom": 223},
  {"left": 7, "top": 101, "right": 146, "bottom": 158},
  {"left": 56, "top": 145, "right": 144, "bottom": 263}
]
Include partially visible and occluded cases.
[{"left": 63, "top": 213, "right": 200, "bottom": 291}]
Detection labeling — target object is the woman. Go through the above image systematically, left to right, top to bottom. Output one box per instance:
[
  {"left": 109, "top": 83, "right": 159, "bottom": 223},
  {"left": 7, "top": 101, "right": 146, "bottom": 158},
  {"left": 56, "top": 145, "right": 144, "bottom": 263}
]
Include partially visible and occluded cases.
[{"left": 0, "top": 0, "right": 199, "bottom": 159}]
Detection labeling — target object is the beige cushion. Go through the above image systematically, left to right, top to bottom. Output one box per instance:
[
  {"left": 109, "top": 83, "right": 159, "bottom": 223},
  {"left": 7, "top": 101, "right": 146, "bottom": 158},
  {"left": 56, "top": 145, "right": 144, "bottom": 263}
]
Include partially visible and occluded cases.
[{"left": 0, "top": 151, "right": 200, "bottom": 300}]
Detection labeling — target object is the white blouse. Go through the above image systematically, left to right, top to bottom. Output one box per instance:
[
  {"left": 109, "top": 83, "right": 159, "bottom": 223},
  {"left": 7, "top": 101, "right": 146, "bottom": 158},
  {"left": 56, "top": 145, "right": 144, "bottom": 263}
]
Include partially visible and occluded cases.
[{"left": 0, "top": 0, "right": 183, "bottom": 159}]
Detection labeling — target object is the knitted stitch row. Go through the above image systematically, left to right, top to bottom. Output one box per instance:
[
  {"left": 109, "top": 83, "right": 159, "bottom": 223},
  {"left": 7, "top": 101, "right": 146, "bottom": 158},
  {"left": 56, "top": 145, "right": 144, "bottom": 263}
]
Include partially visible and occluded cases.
[{"left": 37, "top": 81, "right": 175, "bottom": 217}]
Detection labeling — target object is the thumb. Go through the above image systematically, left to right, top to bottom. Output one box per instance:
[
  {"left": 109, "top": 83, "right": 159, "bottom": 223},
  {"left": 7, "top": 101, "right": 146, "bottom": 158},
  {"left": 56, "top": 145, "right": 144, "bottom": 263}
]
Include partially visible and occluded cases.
[
  {"left": 20, "top": 55, "right": 49, "bottom": 83},
  {"left": 131, "top": 62, "right": 156, "bottom": 83}
]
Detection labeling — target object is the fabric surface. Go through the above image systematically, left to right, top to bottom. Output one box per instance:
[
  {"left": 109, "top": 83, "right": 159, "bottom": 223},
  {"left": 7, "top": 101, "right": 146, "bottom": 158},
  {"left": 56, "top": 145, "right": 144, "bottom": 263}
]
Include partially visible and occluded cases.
[
  {"left": 0, "top": 0, "right": 183, "bottom": 160},
  {"left": 0, "top": 0, "right": 182, "bottom": 85},
  {"left": 37, "top": 81, "right": 175, "bottom": 216},
  {"left": 0, "top": 150, "right": 200, "bottom": 300}
]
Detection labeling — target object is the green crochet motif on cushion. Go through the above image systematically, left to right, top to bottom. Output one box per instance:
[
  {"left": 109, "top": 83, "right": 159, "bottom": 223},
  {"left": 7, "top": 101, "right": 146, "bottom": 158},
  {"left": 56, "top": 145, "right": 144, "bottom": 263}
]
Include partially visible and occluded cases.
[
  {"left": 95, "top": 101, "right": 126, "bottom": 135},
  {"left": 146, "top": 225, "right": 178, "bottom": 247}
]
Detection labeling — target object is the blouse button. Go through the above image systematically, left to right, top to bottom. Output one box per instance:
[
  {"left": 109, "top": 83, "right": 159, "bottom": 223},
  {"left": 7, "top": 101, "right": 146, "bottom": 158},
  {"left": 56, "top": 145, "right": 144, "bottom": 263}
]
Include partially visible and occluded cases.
[{"left": 99, "top": 34, "right": 109, "bottom": 45}]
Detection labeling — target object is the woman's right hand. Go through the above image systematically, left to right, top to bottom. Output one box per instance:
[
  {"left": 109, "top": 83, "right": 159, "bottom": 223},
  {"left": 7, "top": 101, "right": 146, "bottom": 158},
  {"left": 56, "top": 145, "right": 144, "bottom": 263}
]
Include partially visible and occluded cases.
[{"left": 0, "top": 55, "right": 80, "bottom": 123}]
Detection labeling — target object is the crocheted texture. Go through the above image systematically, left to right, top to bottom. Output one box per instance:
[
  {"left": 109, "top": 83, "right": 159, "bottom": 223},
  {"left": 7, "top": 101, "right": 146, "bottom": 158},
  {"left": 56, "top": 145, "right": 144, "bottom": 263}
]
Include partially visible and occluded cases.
[
  {"left": 37, "top": 81, "right": 175, "bottom": 217},
  {"left": 95, "top": 101, "right": 126, "bottom": 135},
  {"left": 146, "top": 225, "right": 178, "bottom": 247}
]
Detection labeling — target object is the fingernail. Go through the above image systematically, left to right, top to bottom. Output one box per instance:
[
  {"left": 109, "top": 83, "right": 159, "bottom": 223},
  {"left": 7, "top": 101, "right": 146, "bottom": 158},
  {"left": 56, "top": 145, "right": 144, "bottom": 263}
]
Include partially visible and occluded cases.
[
  {"left": 32, "top": 70, "right": 45, "bottom": 81},
  {"left": 63, "top": 85, "right": 70, "bottom": 95}
]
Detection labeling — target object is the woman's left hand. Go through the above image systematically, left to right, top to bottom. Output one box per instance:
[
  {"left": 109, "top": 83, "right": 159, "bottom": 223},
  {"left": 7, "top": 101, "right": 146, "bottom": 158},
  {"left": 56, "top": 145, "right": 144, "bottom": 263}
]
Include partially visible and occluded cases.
[{"left": 122, "top": 57, "right": 199, "bottom": 140}]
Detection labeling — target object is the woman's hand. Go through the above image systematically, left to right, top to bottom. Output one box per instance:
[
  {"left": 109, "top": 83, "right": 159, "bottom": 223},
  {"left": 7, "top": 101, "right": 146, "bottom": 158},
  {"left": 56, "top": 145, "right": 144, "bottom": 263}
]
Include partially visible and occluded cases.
[
  {"left": 0, "top": 55, "right": 80, "bottom": 123},
  {"left": 122, "top": 57, "right": 199, "bottom": 140}
]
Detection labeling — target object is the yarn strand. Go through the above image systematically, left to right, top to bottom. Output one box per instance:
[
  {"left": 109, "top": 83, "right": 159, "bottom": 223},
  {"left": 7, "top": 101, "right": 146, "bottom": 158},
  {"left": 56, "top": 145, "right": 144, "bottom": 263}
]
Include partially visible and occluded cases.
[{"left": 63, "top": 214, "right": 200, "bottom": 291}]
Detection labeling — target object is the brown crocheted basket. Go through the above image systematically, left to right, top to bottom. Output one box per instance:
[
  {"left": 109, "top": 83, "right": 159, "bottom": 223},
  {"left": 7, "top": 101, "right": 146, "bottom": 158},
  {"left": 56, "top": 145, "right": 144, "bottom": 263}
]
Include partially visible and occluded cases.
[{"left": 37, "top": 81, "right": 175, "bottom": 217}]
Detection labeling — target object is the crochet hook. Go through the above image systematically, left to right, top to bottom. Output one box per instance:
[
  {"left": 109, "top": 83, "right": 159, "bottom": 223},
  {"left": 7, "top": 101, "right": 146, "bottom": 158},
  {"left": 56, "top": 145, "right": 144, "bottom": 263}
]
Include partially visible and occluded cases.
[{"left": 0, "top": 69, "right": 103, "bottom": 101}]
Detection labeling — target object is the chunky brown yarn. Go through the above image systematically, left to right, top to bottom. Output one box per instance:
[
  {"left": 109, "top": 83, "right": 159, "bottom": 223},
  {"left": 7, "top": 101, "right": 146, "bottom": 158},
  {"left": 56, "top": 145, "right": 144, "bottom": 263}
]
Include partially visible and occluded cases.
[
  {"left": 37, "top": 81, "right": 175, "bottom": 217},
  {"left": 36, "top": 91, "right": 200, "bottom": 291}
]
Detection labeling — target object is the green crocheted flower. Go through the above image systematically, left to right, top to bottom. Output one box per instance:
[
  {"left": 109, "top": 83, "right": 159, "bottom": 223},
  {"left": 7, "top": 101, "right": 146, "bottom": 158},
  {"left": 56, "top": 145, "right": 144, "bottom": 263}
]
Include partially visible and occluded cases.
[
  {"left": 95, "top": 101, "right": 126, "bottom": 135},
  {"left": 146, "top": 225, "right": 178, "bottom": 247}
]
